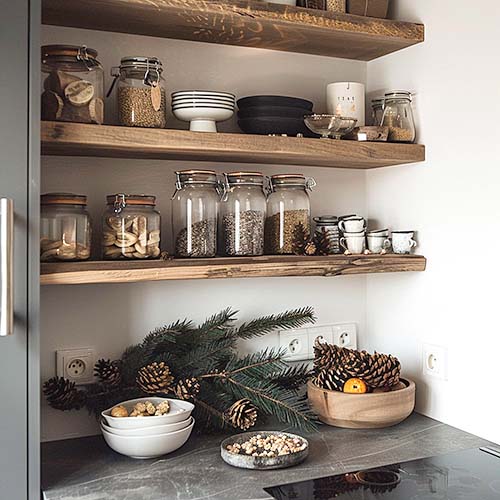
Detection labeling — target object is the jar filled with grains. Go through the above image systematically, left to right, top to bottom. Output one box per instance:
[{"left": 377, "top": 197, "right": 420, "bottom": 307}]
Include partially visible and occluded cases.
[
  {"left": 109, "top": 56, "right": 166, "bottom": 128},
  {"left": 381, "top": 90, "right": 416, "bottom": 143},
  {"left": 172, "top": 170, "right": 223, "bottom": 258},
  {"left": 220, "top": 172, "right": 267, "bottom": 256},
  {"left": 265, "top": 174, "right": 315, "bottom": 255},
  {"left": 40, "top": 193, "right": 92, "bottom": 262},
  {"left": 101, "top": 194, "right": 161, "bottom": 260}
]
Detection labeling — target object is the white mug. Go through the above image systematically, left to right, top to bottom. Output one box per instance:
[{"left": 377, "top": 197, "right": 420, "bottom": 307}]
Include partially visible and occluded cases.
[
  {"left": 326, "top": 82, "right": 366, "bottom": 127},
  {"left": 339, "top": 218, "right": 366, "bottom": 233},
  {"left": 391, "top": 231, "right": 417, "bottom": 254},
  {"left": 340, "top": 235, "right": 366, "bottom": 254},
  {"left": 367, "top": 235, "right": 391, "bottom": 254}
]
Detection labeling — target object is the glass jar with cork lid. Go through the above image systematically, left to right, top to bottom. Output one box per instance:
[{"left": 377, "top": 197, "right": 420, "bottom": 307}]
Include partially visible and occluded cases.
[
  {"left": 109, "top": 56, "right": 167, "bottom": 128},
  {"left": 381, "top": 91, "right": 416, "bottom": 143},
  {"left": 265, "top": 174, "right": 316, "bottom": 255},
  {"left": 40, "top": 193, "right": 92, "bottom": 262},
  {"left": 101, "top": 194, "right": 161, "bottom": 260}
]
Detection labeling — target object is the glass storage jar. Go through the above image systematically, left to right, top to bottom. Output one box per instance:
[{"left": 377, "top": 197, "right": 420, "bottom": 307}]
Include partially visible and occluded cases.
[
  {"left": 41, "top": 45, "right": 104, "bottom": 124},
  {"left": 109, "top": 56, "right": 166, "bottom": 128},
  {"left": 381, "top": 91, "right": 416, "bottom": 143},
  {"left": 371, "top": 98, "right": 384, "bottom": 126},
  {"left": 172, "top": 170, "right": 222, "bottom": 258},
  {"left": 220, "top": 172, "right": 267, "bottom": 256},
  {"left": 265, "top": 174, "right": 315, "bottom": 255},
  {"left": 40, "top": 193, "right": 92, "bottom": 261},
  {"left": 102, "top": 194, "right": 161, "bottom": 260}
]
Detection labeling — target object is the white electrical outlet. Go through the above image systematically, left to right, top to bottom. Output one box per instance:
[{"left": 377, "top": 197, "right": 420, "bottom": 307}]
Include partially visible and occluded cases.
[
  {"left": 332, "top": 323, "right": 358, "bottom": 349},
  {"left": 279, "top": 328, "right": 310, "bottom": 361},
  {"left": 422, "top": 343, "right": 447, "bottom": 380},
  {"left": 57, "top": 348, "right": 95, "bottom": 385}
]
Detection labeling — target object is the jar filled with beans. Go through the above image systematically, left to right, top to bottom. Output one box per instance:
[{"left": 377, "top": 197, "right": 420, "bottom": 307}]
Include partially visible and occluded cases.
[{"left": 102, "top": 194, "right": 161, "bottom": 260}]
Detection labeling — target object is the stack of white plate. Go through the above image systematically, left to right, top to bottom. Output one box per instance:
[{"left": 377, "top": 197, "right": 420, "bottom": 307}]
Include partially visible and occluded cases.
[
  {"left": 172, "top": 90, "right": 235, "bottom": 132},
  {"left": 100, "top": 397, "right": 195, "bottom": 459}
]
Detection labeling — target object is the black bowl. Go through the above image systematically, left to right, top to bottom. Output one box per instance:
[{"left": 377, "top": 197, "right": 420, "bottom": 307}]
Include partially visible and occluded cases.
[
  {"left": 237, "top": 95, "right": 313, "bottom": 111},
  {"left": 237, "top": 105, "right": 312, "bottom": 120},
  {"left": 238, "top": 116, "right": 318, "bottom": 137}
]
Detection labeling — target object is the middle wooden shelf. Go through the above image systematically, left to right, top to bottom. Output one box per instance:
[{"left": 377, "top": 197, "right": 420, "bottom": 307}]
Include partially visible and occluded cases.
[{"left": 41, "top": 121, "right": 425, "bottom": 169}]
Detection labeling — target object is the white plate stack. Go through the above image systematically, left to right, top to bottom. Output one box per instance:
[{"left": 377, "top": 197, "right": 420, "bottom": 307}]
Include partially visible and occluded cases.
[
  {"left": 172, "top": 90, "right": 235, "bottom": 132},
  {"left": 101, "top": 397, "right": 195, "bottom": 459}
]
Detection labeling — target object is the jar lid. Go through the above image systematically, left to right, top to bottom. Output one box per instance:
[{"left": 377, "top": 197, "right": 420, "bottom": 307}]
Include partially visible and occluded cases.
[
  {"left": 42, "top": 45, "right": 99, "bottom": 60},
  {"left": 119, "top": 56, "right": 163, "bottom": 72},
  {"left": 384, "top": 90, "right": 412, "bottom": 101},
  {"left": 371, "top": 98, "right": 384, "bottom": 106},
  {"left": 175, "top": 170, "right": 218, "bottom": 185},
  {"left": 225, "top": 172, "right": 264, "bottom": 186},
  {"left": 270, "top": 174, "right": 316, "bottom": 190},
  {"left": 41, "top": 193, "right": 87, "bottom": 206},
  {"left": 106, "top": 194, "right": 156, "bottom": 206}
]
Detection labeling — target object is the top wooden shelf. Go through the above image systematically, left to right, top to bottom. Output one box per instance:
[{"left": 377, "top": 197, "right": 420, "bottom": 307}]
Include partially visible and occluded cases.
[{"left": 42, "top": 0, "right": 424, "bottom": 60}]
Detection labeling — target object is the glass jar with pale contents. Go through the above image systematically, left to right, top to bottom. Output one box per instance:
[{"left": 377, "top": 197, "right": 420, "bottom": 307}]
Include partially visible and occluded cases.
[
  {"left": 381, "top": 90, "right": 416, "bottom": 143},
  {"left": 265, "top": 174, "right": 315, "bottom": 255},
  {"left": 40, "top": 193, "right": 92, "bottom": 262},
  {"left": 102, "top": 194, "right": 161, "bottom": 260}
]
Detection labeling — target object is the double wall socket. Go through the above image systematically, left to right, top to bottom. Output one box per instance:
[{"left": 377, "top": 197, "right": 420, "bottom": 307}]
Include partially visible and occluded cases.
[
  {"left": 279, "top": 323, "right": 357, "bottom": 361},
  {"left": 56, "top": 348, "right": 96, "bottom": 385}
]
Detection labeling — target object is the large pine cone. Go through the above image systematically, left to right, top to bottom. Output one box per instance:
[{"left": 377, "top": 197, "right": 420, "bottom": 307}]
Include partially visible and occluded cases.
[
  {"left": 313, "top": 342, "right": 345, "bottom": 373},
  {"left": 355, "top": 352, "right": 401, "bottom": 388},
  {"left": 94, "top": 359, "right": 122, "bottom": 386},
  {"left": 136, "top": 362, "right": 174, "bottom": 394},
  {"left": 313, "top": 367, "right": 349, "bottom": 392},
  {"left": 43, "top": 376, "right": 86, "bottom": 411},
  {"left": 174, "top": 378, "right": 200, "bottom": 401},
  {"left": 225, "top": 398, "right": 258, "bottom": 430}
]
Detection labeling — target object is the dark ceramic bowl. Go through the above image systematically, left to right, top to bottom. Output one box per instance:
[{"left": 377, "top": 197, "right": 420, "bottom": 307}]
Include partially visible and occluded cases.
[
  {"left": 237, "top": 95, "right": 313, "bottom": 111},
  {"left": 237, "top": 105, "right": 311, "bottom": 119},
  {"left": 238, "top": 116, "right": 317, "bottom": 137}
]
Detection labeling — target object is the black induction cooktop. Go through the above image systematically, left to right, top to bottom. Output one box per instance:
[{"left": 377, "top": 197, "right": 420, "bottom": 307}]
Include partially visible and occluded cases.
[{"left": 264, "top": 447, "right": 500, "bottom": 499}]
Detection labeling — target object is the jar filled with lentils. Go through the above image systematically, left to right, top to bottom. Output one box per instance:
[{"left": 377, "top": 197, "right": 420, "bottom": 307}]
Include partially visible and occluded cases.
[
  {"left": 109, "top": 56, "right": 166, "bottom": 128},
  {"left": 172, "top": 170, "right": 222, "bottom": 258},
  {"left": 220, "top": 172, "right": 267, "bottom": 256},
  {"left": 265, "top": 174, "right": 315, "bottom": 255},
  {"left": 40, "top": 193, "right": 92, "bottom": 261},
  {"left": 102, "top": 194, "right": 161, "bottom": 260}
]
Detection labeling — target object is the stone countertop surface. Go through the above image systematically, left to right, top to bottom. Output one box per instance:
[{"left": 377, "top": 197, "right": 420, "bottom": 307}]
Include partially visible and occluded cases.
[{"left": 42, "top": 413, "right": 491, "bottom": 500}]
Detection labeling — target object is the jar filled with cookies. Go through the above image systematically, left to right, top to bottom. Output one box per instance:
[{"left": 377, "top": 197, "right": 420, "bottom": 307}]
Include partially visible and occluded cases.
[
  {"left": 40, "top": 193, "right": 92, "bottom": 261},
  {"left": 102, "top": 194, "right": 161, "bottom": 260}
]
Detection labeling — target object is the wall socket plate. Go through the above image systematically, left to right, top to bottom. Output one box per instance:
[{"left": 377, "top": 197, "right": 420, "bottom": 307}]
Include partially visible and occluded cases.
[
  {"left": 422, "top": 343, "right": 448, "bottom": 380},
  {"left": 56, "top": 348, "right": 96, "bottom": 385}
]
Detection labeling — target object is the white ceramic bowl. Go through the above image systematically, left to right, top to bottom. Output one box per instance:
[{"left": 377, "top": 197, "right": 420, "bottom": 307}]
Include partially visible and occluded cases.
[
  {"left": 172, "top": 90, "right": 235, "bottom": 99},
  {"left": 172, "top": 96, "right": 235, "bottom": 103},
  {"left": 172, "top": 101, "right": 235, "bottom": 110},
  {"left": 173, "top": 106, "right": 234, "bottom": 132},
  {"left": 101, "top": 397, "right": 194, "bottom": 430},
  {"left": 101, "top": 416, "right": 193, "bottom": 437},
  {"left": 101, "top": 418, "right": 195, "bottom": 459}
]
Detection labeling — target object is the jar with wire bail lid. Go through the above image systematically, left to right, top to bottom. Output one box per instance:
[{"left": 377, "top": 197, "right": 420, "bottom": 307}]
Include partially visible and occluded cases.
[
  {"left": 41, "top": 45, "right": 104, "bottom": 124},
  {"left": 109, "top": 56, "right": 166, "bottom": 128},
  {"left": 381, "top": 91, "right": 416, "bottom": 143},
  {"left": 172, "top": 170, "right": 223, "bottom": 258},
  {"left": 221, "top": 172, "right": 267, "bottom": 256},
  {"left": 265, "top": 174, "right": 316, "bottom": 255},
  {"left": 40, "top": 193, "right": 92, "bottom": 262},
  {"left": 102, "top": 194, "right": 161, "bottom": 260}
]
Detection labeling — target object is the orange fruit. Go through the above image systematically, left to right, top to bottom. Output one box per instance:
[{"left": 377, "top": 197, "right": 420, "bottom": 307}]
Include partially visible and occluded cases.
[{"left": 343, "top": 378, "right": 368, "bottom": 394}]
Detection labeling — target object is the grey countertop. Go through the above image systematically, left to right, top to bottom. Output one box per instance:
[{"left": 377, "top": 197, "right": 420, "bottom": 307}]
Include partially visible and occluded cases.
[{"left": 42, "top": 413, "right": 490, "bottom": 500}]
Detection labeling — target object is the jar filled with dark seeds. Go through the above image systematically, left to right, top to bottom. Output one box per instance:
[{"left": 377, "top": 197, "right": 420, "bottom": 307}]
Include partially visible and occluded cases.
[
  {"left": 172, "top": 170, "right": 222, "bottom": 258},
  {"left": 220, "top": 172, "right": 267, "bottom": 256}
]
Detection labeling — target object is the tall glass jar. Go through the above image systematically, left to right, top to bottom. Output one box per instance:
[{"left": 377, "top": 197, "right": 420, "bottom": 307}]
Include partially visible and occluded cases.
[
  {"left": 41, "top": 45, "right": 104, "bottom": 124},
  {"left": 109, "top": 56, "right": 166, "bottom": 128},
  {"left": 381, "top": 91, "right": 416, "bottom": 143},
  {"left": 371, "top": 98, "right": 384, "bottom": 126},
  {"left": 172, "top": 170, "right": 222, "bottom": 258},
  {"left": 220, "top": 172, "right": 267, "bottom": 256},
  {"left": 265, "top": 174, "right": 315, "bottom": 255},
  {"left": 40, "top": 193, "right": 92, "bottom": 261},
  {"left": 102, "top": 194, "right": 161, "bottom": 260}
]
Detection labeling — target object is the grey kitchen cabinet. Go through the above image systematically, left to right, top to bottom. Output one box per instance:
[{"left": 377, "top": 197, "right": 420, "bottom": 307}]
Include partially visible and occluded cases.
[{"left": 0, "top": 0, "right": 40, "bottom": 498}]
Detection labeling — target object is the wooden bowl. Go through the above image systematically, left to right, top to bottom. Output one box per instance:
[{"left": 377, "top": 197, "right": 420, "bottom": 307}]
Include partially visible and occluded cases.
[{"left": 307, "top": 378, "right": 415, "bottom": 429}]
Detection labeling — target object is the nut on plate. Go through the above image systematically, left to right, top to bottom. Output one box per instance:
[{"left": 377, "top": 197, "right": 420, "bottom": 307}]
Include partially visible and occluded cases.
[
  {"left": 155, "top": 400, "right": 170, "bottom": 416},
  {"left": 111, "top": 405, "right": 129, "bottom": 418}
]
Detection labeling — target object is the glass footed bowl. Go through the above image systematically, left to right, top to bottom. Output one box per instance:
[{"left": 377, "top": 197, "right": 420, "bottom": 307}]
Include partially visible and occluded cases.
[{"left": 304, "top": 114, "right": 358, "bottom": 139}]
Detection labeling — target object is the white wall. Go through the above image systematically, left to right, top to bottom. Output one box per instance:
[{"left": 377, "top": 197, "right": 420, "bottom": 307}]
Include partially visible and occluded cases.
[
  {"left": 366, "top": 0, "right": 500, "bottom": 444},
  {"left": 41, "top": 27, "right": 368, "bottom": 441}
]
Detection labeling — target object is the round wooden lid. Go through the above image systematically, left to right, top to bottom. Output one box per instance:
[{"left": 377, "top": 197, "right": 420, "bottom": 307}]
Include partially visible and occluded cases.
[
  {"left": 42, "top": 45, "right": 99, "bottom": 60},
  {"left": 41, "top": 193, "right": 87, "bottom": 206},
  {"left": 106, "top": 194, "right": 156, "bottom": 206}
]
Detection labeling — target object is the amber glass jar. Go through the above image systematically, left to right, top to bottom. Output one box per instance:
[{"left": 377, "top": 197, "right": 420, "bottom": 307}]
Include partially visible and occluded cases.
[{"left": 102, "top": 194, "right": 161, "bottom": 260}]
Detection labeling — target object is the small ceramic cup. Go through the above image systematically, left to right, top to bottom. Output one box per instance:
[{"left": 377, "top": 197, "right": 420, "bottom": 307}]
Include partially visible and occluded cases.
[
  {"left": 339, "top": 217, "right": 366, "bottom": 233},
  {"left": 367, "top": 228, "right": 389, "bottom": 237},
  {"left": 391, "top": 231, "right": 417, "bottom": 254},
  {"left": 340, "top": 235, "right": 366, "bottom": 254},
  {"left": 367, "top": 235, "right": 391, "bottom": 254}
]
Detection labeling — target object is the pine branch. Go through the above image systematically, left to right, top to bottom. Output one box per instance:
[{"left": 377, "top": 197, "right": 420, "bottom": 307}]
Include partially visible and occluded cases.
[
  {"left": 195, "top": 307, "right": 238, "bottom": 339},
  {"left": 179, "top": 337, "right": 236, "bottom": 376},
  {"left": 224, "top": 348, "right": 288, "bottom": 378},
  {"left": 267, "top": 363, "right": 312, "bottom": 390}
]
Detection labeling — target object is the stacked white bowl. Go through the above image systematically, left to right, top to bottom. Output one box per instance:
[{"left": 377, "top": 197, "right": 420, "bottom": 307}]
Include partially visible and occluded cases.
[
  {"left": 172, "top": 90, "right": 235, "bottom": 132},
  {"left": 100, "top": 397, "right": 195, "bottom": 459}
]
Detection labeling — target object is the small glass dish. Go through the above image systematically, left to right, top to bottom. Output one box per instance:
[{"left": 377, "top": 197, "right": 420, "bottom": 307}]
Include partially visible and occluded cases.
[{"left": 304, "top": 114, "right": 357, "bottom": 139}]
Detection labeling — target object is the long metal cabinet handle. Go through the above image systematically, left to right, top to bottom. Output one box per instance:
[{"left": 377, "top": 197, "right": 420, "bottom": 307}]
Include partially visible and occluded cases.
[{"left": 0, "top": 198, "right": 14, "bottom": 336}]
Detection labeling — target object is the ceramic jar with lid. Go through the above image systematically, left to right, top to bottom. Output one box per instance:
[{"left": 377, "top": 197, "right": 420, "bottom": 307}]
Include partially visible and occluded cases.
[
  {"left": 41, "top": 45, "right": 104, "bottom": 124},
  {"left": 109, "top": 56, "right": 166, "bottom": 128},
  {"left": 381, "top": 91, "right": 416, "bottom": 143},
  {"left": 172, "top": 170, "right": 223, "bottom": 258},
  {"left": 220, "top": 172, "right": 267, "bottom": 256},
  {"left": 265, "top": 174, "right": 315, "bottom": 255},
  {"left": 40, "top": 193, "right": 92, "bottom": 261},
  {"left": 102, "top": 194, "right": 161, "bottom": 260},
  {"left": 314, "top": 216, "right": 342, "bottom": 255}
]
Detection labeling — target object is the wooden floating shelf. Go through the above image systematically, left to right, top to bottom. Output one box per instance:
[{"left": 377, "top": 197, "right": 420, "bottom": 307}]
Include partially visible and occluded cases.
[
  {"left": 42, "top": 0, "right": 424, "bottom": 60},
  {"left": 41, "top": 122, "right": 425, "bottom": 169},
  {"left": 40, "top": 254, "right": 427, "bottom": 285}
]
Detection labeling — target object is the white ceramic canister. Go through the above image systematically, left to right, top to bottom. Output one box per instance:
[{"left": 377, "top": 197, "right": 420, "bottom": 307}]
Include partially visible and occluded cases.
[{"left": 326, "top": 82, "right": 365, "bottom": 127}]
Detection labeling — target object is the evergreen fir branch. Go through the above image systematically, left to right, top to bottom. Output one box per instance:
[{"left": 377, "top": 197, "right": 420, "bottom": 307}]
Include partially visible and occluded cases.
[
  {"left": 195, "top": 307, "right": 238, "bottom": 339},
  {"left": 234, "top": 307, "right": 316, "bottom": 340},
  {"left": 141, "top": 319, "right": 195, "bottom": 356},
  {"left": 179, "top": 337, "right": 236, "bottom": 376},
  {"left": 120, "top": 344, "right": 147, "bottom": 385},
  {"left": 224, "top": 348, "right": 288, "bottom": 379},
  {"left": 267, "top": 363, "right": 312, "bottom": 390}
]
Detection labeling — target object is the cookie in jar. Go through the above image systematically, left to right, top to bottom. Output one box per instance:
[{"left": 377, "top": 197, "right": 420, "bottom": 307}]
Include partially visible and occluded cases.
[{"left": 102, "top": 194, "right": 161, "bottom": 260}]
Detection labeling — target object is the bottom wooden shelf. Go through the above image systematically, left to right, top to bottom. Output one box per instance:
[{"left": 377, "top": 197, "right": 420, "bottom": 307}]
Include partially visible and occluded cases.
[{"left": 40, "top": 254, "right": 427, "bottom": 285}]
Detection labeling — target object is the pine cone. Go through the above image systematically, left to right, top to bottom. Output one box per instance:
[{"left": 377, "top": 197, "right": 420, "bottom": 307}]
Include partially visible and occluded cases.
[
  {"left": 292, "top": 223, "right": 311, "bottom": 255},
  {"left": 314, "top": 227, "right": 333, "bottom": 256},
  {"left": 313, "top": 341, "right": 345, "bottom": 373},
  {"left": 356, "top": 352, "right": 401, "bottom": 388},
  {"left": 94, "top": 359, "right": 122, "bottom": 386},
  {"left": 136, "top": 362, "right": 174, "bottom": 394},
  {"left": 313, "top": 367, "right": 349, "bottom": 392},
  {"left": 43, "top": 376, "right": 86, "bottom": 410},
  {"left": 174, "top": 378, "right": 200, "bottom": 400},
  {"left": 225, "top": 398, "right": 258, "bottom": 430}
]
